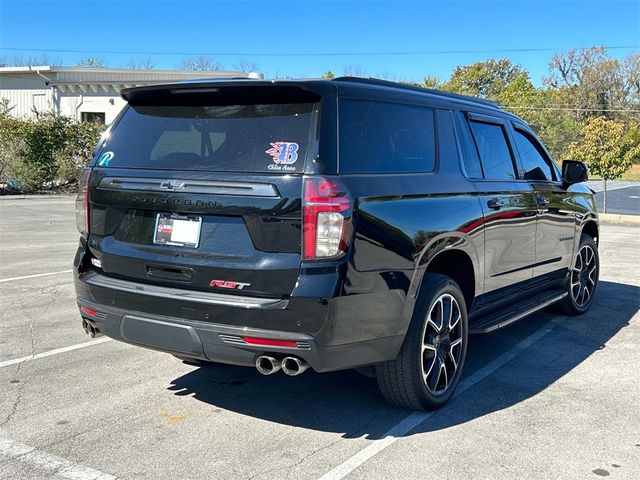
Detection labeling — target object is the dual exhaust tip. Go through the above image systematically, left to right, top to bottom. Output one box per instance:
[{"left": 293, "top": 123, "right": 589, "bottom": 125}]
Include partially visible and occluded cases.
[
  {"left": 81, "top": 318, "right": 102, "bottom": 338},
  {"left": 256, "top": 355, "right": 310, "bottom": 376}
]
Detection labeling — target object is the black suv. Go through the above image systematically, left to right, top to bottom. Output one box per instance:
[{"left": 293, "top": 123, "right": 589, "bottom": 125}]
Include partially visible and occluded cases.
[{"left": 74, "top": 77, "right": 599, "bottom": 410}]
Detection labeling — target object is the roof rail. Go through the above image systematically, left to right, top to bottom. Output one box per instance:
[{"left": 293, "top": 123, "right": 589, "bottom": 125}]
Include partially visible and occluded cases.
[{"left": 331, "top": 76, "right": 499, "bottom": 108}]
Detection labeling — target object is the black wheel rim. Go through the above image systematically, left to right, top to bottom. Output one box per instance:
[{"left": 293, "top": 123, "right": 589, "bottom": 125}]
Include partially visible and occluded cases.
[
  {"left": 570, "top": 244, "right": 597, "bottom": 308},
  {"left": 420, "top": 294, "right": 463, "bottom": 395}
]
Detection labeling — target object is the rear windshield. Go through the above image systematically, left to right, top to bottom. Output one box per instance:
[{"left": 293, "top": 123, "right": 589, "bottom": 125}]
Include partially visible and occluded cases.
[{"left": 95, "top": 103, "right": 316, "bottom": 173}]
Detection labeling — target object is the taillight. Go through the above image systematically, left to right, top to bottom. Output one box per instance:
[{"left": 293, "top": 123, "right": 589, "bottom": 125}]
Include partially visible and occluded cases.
[
  {"left": 75, "top": 169, "right": 91, "bottom": 236},
  {"left": 303, "top": 177, "right": 352, "bottom": 260},
  {"left": 79, "top": 306, "right": 97, "bottom": 317},
  {"left": 243, "top": 337, "right": 298, "bottom": 348}
]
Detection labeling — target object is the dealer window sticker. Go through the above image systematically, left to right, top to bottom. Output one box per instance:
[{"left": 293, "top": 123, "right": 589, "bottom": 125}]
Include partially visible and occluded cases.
[{"left": 265, "top": 142, "right": 299, "bottom": 171}]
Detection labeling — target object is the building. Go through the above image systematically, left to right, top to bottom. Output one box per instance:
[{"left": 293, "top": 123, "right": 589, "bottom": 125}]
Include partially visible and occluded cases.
[{"left": 0, "top": 66, "right": 260, "bottom": 124}]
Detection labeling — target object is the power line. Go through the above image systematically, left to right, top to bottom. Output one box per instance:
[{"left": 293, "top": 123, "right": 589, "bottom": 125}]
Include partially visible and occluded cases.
[{"left": 0, "top": 45, "right": 638, "bottom": 58}]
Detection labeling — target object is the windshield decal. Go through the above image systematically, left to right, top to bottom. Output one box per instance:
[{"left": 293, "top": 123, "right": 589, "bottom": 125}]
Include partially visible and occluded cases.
[
  {"left": 266, "top": 142, "right": 299, "bottom": 171},
  {"left": 97, "top": 151, "right": 114, "bottom": 167}
]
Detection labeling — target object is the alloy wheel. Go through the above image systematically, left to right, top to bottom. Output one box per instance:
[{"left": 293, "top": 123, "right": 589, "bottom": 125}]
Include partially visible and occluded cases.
[
  {"left": 570, "top": 244, "right": 597, "bottom": 307},
  {"left": 420, "top": 294, "right": 464, "bottom": 395}
]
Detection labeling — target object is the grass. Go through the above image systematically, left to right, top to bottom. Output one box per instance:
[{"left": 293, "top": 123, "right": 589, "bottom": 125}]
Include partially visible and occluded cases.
[{"left": 621, "top": 164, "right": 640, "bottom": 181}]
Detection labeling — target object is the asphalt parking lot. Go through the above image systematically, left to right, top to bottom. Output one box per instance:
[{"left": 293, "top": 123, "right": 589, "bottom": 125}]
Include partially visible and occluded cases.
[
  {"left": 588, "top": 180, "right": 640, "bottom": 216},
  {"left": 1, "top": 195, "right": 639, "bottom": 480}
]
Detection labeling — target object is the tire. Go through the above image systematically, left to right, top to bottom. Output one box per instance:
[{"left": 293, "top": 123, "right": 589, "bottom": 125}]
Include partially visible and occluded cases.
[
  {"left": 555, "top": 234, "right": 599, "bottom": 316},
  {"left": 376, "top": 273, "right": 468, "bottom": 411}
]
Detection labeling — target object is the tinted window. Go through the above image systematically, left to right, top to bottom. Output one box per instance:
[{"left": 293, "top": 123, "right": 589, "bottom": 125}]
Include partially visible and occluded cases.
[
  {"left": 339, "top": 99, "right": 436, "bottom": 173},
  {"left": 96, "top": 103, "right": 315, "bottom": 172},
  {"left": 455, "top": 112, "right": 483, "bottom": 178},
  {"left": 469, "top": 121, "right": 516, "bottom": 179},
  {"left": 514, "top": 129, "right": 555, "bottom": 181}
]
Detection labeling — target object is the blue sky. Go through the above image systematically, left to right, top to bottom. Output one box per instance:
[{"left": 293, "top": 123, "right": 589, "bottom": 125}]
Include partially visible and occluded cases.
[{"left": 1, "top": 0, "right": 638, "bottom": 84}]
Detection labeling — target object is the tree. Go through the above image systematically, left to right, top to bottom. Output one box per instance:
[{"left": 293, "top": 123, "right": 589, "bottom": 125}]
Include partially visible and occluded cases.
[
  {"left": 545, "top": 47, "right": 608, "bottom": 89},
  {"left": 544, "top": 48, "right": 638, "bottom": 122},
  {"left": 622, "top": 53, "right": 640, "bottom": 108},
  {"left": 0, "top": 54, "right": 61, "bottom": 67},
  {"left": 180, "top": 55, "right": 222, "bottom": 71},
  {"left": 75, "top": 57, "right": 107, "bottom": 68},
  {"left": 128, "top": 57, "right": 155, "bottom": 70},
  {"left": 441, "top": 59, "right": 526, "bottom": 99},
  {"left": 234, "top": 60, "right": 258, "bottom": 73},
  {"left": 343, "top": 65, "right": 366, "bottom": 77},
  {"left": 322, "top": 70, "right": 336, "bottom": 79},
  {"left": 421, "top": 76, "right": 441, "bottom": 89},
  {"left": 566, "top": 116, "right": 639, "bottom": 212}
]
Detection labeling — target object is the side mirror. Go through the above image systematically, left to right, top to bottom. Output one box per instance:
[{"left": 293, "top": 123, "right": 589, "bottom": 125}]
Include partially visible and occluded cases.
[{"left": 562, "top": 160, "right": 588, "bottom": 185}]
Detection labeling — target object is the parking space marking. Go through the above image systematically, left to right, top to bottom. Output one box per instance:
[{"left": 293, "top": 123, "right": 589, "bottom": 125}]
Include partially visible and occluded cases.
[
  {"left": 589, "top": 184, "right": 639, "bottom": 193},
  {"left": 0, "top": 270, "right": 73, "bottom": 283},
  {"left": 318, "top": 315, "right": 565, "bottom": 480},
  {"left": 0, "top": 337, "right": 111, "bottom": 369},
  {"left": 0, "top": 436, "right": 118, "bottom": 479}
]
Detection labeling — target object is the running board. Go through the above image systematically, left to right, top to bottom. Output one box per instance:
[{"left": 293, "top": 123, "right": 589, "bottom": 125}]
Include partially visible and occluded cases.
[{"left": 469, "top": 291, "right": 567, "bottom": 334}]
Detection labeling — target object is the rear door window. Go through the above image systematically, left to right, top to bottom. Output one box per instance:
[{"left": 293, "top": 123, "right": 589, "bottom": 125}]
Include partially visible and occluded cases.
[
  {"left": 339, "top": 99, "right": 436, "bottom": 173},
  {"left": 96, "top": 103, "right": 316, "bottom": 173},
  {"left": 468, "top": 119, "right": 516, "bottom": 180}
]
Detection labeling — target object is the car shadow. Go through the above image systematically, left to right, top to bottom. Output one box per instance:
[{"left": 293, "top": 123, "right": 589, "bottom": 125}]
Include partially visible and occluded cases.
[{"left": 167, "top": 280, "right": 638, "bottom": 440}]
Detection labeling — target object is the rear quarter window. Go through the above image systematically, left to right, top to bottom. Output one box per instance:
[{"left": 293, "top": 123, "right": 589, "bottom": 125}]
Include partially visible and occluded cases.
[
  {"left": 339, "top": 99, "right": 436, "bottom": 174},
  {"left": 95, "top": 103, "right": 316, "bottom": 173}
]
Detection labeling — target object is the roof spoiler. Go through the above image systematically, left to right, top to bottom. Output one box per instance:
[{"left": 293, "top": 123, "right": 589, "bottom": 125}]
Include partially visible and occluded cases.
[{"left": 121, "top": 79, "right": 323, "bottom": 104}]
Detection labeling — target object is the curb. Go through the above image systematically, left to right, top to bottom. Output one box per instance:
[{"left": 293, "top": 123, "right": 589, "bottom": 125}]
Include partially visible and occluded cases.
[{"left": 598, "top": 213, "right": 640, "bottom": 225}]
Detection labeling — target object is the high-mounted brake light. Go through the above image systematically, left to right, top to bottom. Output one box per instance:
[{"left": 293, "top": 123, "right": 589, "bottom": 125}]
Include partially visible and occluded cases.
[
  {"left": 75, "top": 169, "right": 91, "bottom": 236},
  {"left": 303, "top": 177, "right": 352, "bottom": 260}
]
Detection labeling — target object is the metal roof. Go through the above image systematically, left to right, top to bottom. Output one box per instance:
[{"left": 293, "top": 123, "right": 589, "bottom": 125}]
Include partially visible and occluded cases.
[{"left": 0, "top": 65, "right": 248, "bottom": 77}]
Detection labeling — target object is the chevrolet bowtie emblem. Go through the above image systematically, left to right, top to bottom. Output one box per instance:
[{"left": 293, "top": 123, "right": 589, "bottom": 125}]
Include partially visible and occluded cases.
[{"left": 160, "top": 180, "right": 187, "bottom": 190}]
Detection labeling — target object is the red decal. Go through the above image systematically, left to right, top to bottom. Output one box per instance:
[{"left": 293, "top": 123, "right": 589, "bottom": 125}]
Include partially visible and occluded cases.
[
  {"left": 157, "top": 223, "right": 173, "bottom": 234},
  {"left": 210, "top": 279, "right": 251, "bottom": 290}
]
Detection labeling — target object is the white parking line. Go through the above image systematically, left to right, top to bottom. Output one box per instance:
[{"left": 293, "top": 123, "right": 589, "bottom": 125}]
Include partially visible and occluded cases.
[
  {"left": 590, "top": 184, "right": 639, "bottom": 193},
  {"left": 0, "top": 270, "right": 73, "bottom": 283},
  {"left": 318, "top": 315, "right": 565, "bottom": 480},
  {"left": 0, "top": 338, "right": 111, "bottom": 369},
  {"left": 0, "top": 436, "right": 118, "bottom": 479}
]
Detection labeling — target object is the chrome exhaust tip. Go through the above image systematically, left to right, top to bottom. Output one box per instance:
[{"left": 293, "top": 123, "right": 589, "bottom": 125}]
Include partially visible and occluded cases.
[
  {"left": 82, "top": 319, "right": 102, "bottom": 338},
  {"left": 255, "top": 356, "right": 282, "bottom": 375},
  {"left": 282, "top": 357, "right": 310, "bottom": 376}
]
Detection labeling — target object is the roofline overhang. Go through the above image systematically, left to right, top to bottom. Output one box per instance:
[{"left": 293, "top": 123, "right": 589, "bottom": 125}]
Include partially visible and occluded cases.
[{"left": 0, "top": 65, "right": 249, "bottom": 76}]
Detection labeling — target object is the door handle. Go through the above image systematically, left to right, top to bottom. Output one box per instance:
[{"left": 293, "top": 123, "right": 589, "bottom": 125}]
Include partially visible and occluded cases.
[
  {"left": 536, "top": 196, "right": 550, "bottom": 207},
  {"left": 487, "top": 199, "right": 505, "bottom": 209}
]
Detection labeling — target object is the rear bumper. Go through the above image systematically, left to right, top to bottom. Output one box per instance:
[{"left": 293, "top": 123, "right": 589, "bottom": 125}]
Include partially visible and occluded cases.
[{"left": 74, "top": 270, "right": 406, "bottom": 372}]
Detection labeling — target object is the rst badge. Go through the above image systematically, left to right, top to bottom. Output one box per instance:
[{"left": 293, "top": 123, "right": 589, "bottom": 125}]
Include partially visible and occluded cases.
[{"left": 210, "top": 279, "right": 251, "bottom": 290}]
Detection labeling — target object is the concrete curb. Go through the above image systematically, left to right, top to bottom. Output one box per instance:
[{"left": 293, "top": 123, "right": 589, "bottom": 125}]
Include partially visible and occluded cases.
[{"left": 599, "top": 213, "right": 640, "bottom": 225}]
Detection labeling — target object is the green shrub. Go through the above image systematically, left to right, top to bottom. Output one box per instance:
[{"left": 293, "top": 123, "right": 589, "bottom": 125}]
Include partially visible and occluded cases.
[
  {"left": 0, "top": 101, "right": 102, "bottom": 193},
  {"left": 54, "top": 121, "right": 103, "bottom": 184}
]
